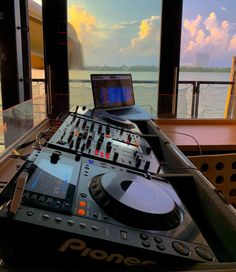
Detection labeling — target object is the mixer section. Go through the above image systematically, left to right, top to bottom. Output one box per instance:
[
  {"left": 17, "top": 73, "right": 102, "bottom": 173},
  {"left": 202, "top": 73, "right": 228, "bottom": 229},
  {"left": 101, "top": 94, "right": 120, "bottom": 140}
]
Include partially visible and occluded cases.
[{"left": 48, "top": 112, "right": 160, "bottom": 174}]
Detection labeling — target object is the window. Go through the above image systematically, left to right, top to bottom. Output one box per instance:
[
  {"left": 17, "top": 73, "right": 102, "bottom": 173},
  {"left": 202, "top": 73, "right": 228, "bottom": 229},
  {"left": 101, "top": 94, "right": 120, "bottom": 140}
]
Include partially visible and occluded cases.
[
  {"left": 67, "top": 0, "right": 162, "bottom": 116},
  {"left": 179, "top": 0, "right": 236, "bottom": 118},
  {"left": 0, "top": 1, "right": 46, "bottom": 157}
]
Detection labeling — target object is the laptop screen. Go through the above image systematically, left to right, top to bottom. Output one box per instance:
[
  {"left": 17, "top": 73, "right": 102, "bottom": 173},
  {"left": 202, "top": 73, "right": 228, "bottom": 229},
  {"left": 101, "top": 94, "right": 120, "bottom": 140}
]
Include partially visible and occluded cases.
[{"left": 91, "top": 74, "right": 135, "bottom": 109}]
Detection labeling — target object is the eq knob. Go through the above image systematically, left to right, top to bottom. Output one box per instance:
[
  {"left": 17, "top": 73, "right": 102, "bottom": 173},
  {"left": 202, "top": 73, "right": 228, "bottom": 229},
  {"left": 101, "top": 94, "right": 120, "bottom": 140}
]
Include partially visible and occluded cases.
[
  {"left": 75, "top": 118, "right": 80, "bottom": 127},
  {"left": 82, "top": 120, "right": 87, "bottom": 129},
  {"left": 90, "top": 123, "right": 95, "bottom": 132},
  {"left": 98, "top": 124, "right": 103, "bottom": 134},
  {"left": 67, "top": 132, "right": 74, "bottom": 143},
  {"left": 86, "top": 135, "right": 92, "bottom": 148},
  {"left": 96, "top": 140, "right": 102, "bottom": 150},
  {"left": 106, "top": 142, "right": 112, "bottom": 153},
  {"left": 146, "top": 146, "right": 152, "bottom": 155},
  {"left": 50, "top": 151, "right": 61, "bottom": 164},
  {"left": 113, "top": 152, "right": 119, "bottom": 161},
  {"left": 136, "top": 158, "right": 141, "bottom": 168},
  {"left": 144, "top": 161, "right": 150, "bottom": 171}
]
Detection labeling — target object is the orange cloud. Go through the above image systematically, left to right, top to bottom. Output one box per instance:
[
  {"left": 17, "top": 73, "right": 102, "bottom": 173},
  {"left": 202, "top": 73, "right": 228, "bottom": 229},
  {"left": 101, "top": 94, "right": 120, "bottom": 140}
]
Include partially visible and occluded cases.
[
  {"left": 68, "top": 5, "right": 97, "bottom": 48},
  {"left": 183, "top": 12, "right": 232, "bottom": 53},
  {"left": 184, "top": 14, "right": 202, "bottom": 37},
  {"left": 120, "top": 15, "right": 160, "bottom": 56},
  {"left": 229, "top": 36, "right": 236, "bottom": 49}
]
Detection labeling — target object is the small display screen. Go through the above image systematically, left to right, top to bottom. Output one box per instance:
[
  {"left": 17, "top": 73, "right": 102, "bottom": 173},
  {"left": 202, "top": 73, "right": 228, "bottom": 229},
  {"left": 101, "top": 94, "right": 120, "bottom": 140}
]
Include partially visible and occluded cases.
[
  {"left": 91, "top": 74, "right": 135, "bottom": 109},
  {"left": 25, "top": 159, "right": 73, "bottom": 199}
]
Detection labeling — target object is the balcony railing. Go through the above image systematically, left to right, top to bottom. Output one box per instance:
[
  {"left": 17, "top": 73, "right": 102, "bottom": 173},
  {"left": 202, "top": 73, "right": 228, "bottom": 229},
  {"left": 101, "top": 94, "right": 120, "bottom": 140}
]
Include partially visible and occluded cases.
[
  {"left": 31, "top": 78, "right": 234, "bottom": 119},
  {"left": 178, "top": 80, "right": 234, "bottom": 118}
]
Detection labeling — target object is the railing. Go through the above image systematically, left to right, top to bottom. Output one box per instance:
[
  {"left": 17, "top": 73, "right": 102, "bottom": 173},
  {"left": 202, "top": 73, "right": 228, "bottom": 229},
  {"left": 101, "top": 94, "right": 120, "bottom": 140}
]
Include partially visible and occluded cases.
[
  {"left": 31, "top": 78, "right": 234, "bottom": 119},
  {"left": 179, "top": 80, "right": 234, "bottom": 118}
]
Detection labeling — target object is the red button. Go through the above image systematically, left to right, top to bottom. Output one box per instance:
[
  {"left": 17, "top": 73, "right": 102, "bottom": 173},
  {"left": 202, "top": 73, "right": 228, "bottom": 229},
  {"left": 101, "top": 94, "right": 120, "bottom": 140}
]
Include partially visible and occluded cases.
[
  {"left": 79, "top": 201, "right": 87, "bottom": 207},
  {"left": 77, "top": 209, "right": 86, "bottom": 216}
]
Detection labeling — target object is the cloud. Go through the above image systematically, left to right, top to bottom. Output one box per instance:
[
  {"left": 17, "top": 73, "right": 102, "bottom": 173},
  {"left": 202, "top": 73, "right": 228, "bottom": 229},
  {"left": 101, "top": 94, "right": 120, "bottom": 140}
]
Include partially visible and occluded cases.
[
  {"left": 68, "top": 4, "right": 97, "bottom": 48},
  {"left": 221, "top": 7, "right": 227, "bottom": 12},
  {"left": 181, "top": 11, "right": 236, "bottom": 66},
  {"left": 184, "top": 14, "right": 202, "bottom": 37},
  {"left": 119, "top": 15, "right": 161, "bottom": 56},
  {"left": 111, "top": 20, "right": 138, "bottom": 31},
  {"left": 229, "top": 35, "right": 236, "bottom": 49}
]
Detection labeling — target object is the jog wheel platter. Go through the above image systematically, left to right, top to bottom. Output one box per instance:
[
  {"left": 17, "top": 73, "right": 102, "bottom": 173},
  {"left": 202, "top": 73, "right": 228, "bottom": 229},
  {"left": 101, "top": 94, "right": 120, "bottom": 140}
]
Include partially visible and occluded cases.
[{"left": 90, "top": 172, "right": 181, "bottom": 230}]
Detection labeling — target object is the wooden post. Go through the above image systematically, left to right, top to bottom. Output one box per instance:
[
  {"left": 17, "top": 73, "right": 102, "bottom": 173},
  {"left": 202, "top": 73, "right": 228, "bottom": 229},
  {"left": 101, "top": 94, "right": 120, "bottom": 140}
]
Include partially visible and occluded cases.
[{"left": 224, "top": 56, "right": 236, "bottom": 118}]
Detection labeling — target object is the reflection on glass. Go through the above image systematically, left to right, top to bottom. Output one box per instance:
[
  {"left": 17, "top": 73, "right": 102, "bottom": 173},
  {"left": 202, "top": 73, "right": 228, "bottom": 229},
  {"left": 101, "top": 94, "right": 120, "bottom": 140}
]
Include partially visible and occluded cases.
[
  {"left": 67, "top": 0, "right": 162, "bottom": 115},
  {"left": 179, "top": 0, "right": 236, "bottom": 118},
  {"left": 0, "top": 97, "right": 46, "bottom": 156}
]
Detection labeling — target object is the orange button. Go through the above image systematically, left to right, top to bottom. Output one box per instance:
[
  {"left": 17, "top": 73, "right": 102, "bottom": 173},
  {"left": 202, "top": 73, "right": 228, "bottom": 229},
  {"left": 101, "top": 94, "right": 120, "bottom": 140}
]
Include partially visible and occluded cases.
[
  {"left": 79, "top": 201, "right": 87, "bottom": 207},
  {"left": 77, "top": 209, "right": 86, "bottom": 216}
]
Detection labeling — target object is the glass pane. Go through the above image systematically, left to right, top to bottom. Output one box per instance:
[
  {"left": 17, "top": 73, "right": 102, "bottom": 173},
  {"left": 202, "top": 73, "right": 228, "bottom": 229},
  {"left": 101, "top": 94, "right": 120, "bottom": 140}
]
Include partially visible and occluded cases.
[
  {"left": 67, "top": 0, "right": 162, "bottom": 116},
  {"left": 180, "top": 0, "right": 236, "bottom": 118},
  {"left": 0, "top": 71, "right": 3, "bottom": 154},
  {"left": 198, "top": 84, "right": 229, "bottom": 118},
  {"left": 0, "top": 97, "right": 46, "bottom": 157}
]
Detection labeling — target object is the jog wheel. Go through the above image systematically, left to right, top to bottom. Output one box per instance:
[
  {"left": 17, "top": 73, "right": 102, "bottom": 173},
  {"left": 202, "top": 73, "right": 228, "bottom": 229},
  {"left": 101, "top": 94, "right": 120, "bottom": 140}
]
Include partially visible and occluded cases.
[{"left": 89, "top": 172, "right": 181, "bottom": 230}]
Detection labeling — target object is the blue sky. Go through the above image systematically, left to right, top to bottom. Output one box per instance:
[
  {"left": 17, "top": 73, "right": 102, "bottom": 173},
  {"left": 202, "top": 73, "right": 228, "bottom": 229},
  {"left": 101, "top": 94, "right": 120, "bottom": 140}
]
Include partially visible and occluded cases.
[{"left": 33, "top": 0, "right": 236, "bottom": 67}]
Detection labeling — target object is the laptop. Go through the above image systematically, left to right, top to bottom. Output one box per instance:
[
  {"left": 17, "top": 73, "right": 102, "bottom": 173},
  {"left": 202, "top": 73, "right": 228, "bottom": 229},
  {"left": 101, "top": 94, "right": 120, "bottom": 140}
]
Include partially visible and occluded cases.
[{"left": 91, "top": 74, "right": 154, "bottom": 121}]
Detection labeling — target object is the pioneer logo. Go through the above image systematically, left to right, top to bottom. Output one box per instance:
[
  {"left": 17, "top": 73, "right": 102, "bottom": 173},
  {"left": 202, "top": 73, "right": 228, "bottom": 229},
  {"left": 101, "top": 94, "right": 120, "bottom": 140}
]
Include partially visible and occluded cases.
[{"left": 59, "top": 238, "right": 156, "bottom": 266}]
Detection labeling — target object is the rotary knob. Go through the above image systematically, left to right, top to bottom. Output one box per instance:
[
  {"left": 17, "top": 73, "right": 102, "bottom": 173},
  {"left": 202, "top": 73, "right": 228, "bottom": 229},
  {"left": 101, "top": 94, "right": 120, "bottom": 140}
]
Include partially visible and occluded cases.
[{"left": 50, "top": 150, "right": 61, "bottom": 164}]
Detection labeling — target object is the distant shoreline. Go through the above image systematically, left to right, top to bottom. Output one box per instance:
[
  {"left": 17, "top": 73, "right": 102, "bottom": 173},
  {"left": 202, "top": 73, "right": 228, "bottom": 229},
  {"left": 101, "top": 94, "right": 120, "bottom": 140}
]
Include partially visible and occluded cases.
[{"left": 83, "top": 66, "right": 231, "bottom": 73}]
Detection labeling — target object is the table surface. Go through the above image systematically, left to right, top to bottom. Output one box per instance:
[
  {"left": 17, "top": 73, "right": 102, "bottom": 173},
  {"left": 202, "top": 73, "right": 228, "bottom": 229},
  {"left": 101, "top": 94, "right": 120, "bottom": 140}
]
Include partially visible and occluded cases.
[{"left": 156, "top": 119, "right": 236, "bottom": 153}]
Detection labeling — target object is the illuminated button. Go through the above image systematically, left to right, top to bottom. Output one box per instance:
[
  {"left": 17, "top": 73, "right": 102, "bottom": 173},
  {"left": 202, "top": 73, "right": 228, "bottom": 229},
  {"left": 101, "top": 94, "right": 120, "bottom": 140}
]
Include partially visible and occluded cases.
[
  {"left": 95, "top": 149, "right": 99, "bottom": 156},
  {"left": 100, "top": 151, "right": 104, "bottom": 157},
  {"left": 106, "top": 153, "right": 110, "bottom": 159},
  {"left": 79, "top": 201, "right": 87, "bottom": 207},
  {"left": 77, "top": 209, "right": 86, "bottom": 216}
]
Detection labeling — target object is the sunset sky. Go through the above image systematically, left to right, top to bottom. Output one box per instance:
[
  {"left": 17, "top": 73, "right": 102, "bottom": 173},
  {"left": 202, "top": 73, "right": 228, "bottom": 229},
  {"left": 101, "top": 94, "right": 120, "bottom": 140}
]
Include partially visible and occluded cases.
[{"left": 33, "top": 0, "right": 236, "bottom": 67}]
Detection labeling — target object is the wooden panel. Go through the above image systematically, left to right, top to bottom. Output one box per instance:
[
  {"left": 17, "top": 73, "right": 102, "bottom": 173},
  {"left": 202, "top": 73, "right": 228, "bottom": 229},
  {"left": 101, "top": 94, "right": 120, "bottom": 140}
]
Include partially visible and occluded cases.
[
  {"left": 157, "top": 119, "right": 236, "bottom": 152},
  {"left": 189, "top": 153, "right": 236, "bottom": 207}
]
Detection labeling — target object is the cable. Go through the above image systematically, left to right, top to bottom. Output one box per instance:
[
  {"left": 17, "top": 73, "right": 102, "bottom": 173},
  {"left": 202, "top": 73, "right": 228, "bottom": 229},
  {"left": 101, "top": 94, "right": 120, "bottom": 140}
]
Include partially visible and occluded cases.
[
  {"left": 162, "top": 130, "right": 203, "bottom": 155},
  {"left": 14, "top": 140, "right": 35, "bottom": 151}
]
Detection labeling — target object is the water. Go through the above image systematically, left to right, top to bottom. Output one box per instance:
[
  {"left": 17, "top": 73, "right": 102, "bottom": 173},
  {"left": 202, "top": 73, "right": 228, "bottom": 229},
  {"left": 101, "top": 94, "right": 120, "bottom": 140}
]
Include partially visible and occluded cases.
[
  {"left": 0, "top": 70, "right": 232, "bottom": 154},
  {"left": 0, "top": 70, "right": 232, "bottom": 116},
  {"left": 68, "top": 70, "right": 231, "bottom": 118},
  {"left": 69, "top": 70, "right": 231, "bottom": 81}
]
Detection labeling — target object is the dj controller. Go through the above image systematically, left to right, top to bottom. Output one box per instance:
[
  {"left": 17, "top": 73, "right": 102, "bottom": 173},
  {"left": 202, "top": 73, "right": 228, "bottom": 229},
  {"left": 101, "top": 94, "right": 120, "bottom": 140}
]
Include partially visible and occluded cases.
[{"left": 0, "top": 106, "right": 217, "bottom": 269}]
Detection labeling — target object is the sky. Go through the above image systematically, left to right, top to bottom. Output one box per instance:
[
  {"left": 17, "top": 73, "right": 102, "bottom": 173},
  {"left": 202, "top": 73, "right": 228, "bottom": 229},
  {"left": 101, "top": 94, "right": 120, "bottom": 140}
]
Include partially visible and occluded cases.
[
  {"left": 33, "top": 0, "right": 236, "bottom": 67},
  {"left": 182, "top": 0, "right": 236, "bottom": 67}
]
